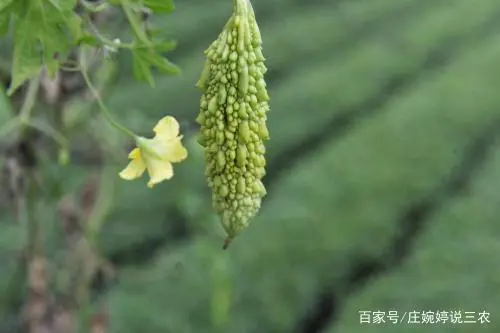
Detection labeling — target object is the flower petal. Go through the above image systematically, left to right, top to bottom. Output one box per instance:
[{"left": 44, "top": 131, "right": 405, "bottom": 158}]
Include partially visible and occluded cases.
[
  {"left": 153, "top": 116, "right": 180, "bottom": 141},
  {"left": 146, "top": 136, "right": 188, "bottom": 163},
  {"left": 167, "top": 138, "right": 188, "bottom": 163},
  {"left": 128, "top": 147, "right": 141, "bottom": 159},
  {"left": 119, "top": 156, "right": 146, "bottom": 180},
  {"left": 146, "top": 158, "right": 174, "bottom": 188}
]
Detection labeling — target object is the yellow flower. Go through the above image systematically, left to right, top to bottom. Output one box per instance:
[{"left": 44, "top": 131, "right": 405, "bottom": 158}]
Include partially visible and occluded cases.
[{"left": 119, "top": 116, "right": 188, "bottom": 188}]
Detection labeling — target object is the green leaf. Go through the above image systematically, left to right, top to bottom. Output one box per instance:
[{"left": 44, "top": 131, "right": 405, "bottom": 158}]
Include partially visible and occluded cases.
[
  {"left": 0, "top": 0, "right": 13, "bottom": 12},
  {"left": 0, "top": 0, "right": 14, "bottom": 37},
  {"left": 7, "top": 0, "right": 76, "bottom": 95},
  {"left": 9, "top": 0, "right": 29, "bottom": 16},
  {"left": 46, "top": 0, "right": 77, "bottom": 14},
  {"left": 47, "top": 0, "right": 80, "bottom": 43},
  {"left": 121, "top": 0, "right": 151, "bottom": 46},
  {"left": 144, "top": 0, "right": 175, "bottom": 14},
  {"left": 0, "top": 12, "right": 9, "bottom": 37},
  {"left": 66, "top": 14, "right": 84, "bottom": 43},
  {"left": 8, "top": 20, "right": 43, "bottom": 95},
  {"left": 145, "top": 27, "right": 178, "bottom": 51},
  {"left": 77, "top": 34, "right": 99, "bottom": 46},
  {"left": 131, "top": 39, "right": 179, "bottom": 87},
  {"left": 152, "top": 40, "right": 177, "bottom": 53},
  {"left": 132, "top": 48, "right": 155, "bottom": 87},
  {"left": 146, "top": 50, "right": 179, "bottom": 75}
]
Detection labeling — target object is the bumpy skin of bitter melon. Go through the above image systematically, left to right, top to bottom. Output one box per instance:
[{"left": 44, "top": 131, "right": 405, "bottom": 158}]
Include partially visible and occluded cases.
[{"left": 196, "top": 0, "right": 270, "bottom": 249}]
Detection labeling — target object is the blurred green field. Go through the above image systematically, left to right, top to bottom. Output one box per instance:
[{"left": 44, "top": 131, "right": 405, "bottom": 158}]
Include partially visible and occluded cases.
[{"left": 1, "top": 0, "right": 500, "bottom": 332}]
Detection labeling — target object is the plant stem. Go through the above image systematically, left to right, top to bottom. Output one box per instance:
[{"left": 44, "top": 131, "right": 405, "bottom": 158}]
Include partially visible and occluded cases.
[
  {"left": 121, "top": 0, "right": 151, "bottom": 45},
  {"left": 87, "top": 18, "right": 135, "bottom": 49},
  {"left": 79, "top": 56, "right": 136, "bottom": 139},
  {"left": 19, "top": 75, "right": 41, "bottom": 134},
  {"left": 26, "top": 119, "right": 68, "bottom": 148}
]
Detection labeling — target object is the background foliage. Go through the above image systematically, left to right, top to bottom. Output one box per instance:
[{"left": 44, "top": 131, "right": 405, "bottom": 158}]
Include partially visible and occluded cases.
[{"left": 1, "top": 0, "right": 500, "bottom": 332}]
